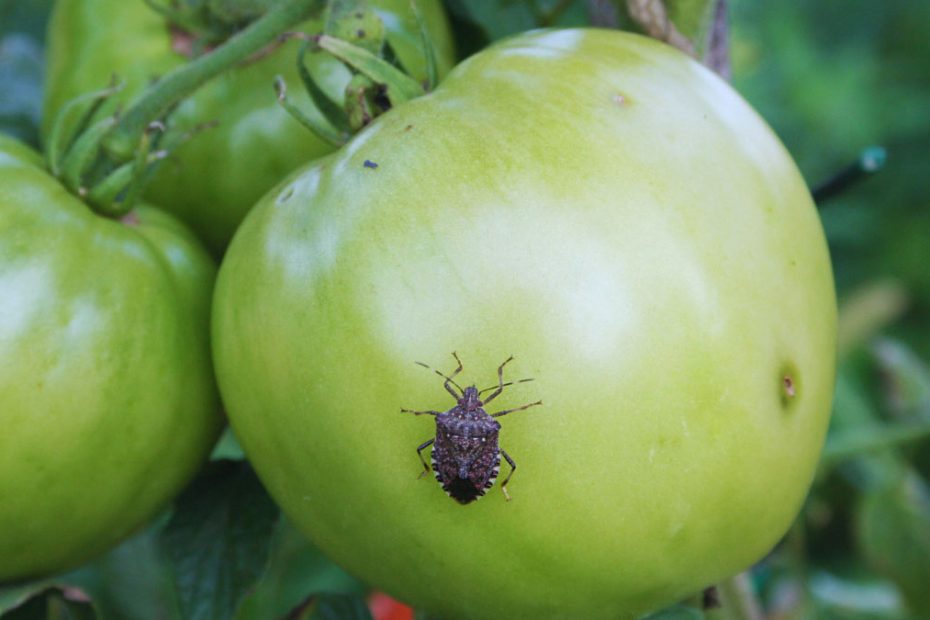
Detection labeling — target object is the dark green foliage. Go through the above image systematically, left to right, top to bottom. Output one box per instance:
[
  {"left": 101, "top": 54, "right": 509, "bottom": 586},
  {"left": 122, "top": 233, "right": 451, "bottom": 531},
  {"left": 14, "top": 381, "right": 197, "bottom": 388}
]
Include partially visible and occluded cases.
[{"left": 160, "top": 460, "right": 280, "bottom": 620}]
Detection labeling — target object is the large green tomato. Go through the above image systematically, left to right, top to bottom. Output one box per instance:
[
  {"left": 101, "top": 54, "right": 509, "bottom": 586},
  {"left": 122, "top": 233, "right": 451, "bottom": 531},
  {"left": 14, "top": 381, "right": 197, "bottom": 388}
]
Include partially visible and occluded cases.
[
  {"left": 42, "top": 0, "right": 454, "bottom": 255},
  {"left": 213, "top": 30, "right": 836, "bottom": 619},
  {"left": 0, "top": 135, "right": 221, "bottom": 582}
]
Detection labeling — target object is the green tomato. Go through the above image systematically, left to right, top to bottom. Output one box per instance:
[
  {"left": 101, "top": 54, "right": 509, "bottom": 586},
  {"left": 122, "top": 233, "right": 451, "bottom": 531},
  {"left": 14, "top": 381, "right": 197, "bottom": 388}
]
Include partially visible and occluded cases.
[
  {"left": 42, "top": 0, "right": 455, "bottom": 255},
  {"left": 213, "top": 30, "right": 837, "bottom": 619},
  {"left": 0, "top": 134, "right": 221, "bottom": 582}
]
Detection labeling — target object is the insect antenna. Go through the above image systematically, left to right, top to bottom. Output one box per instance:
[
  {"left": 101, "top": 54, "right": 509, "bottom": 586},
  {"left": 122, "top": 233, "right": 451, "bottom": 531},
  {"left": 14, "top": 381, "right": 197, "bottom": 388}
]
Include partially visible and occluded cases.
[
  {"left": 415, "top": 360, "right": 464, "bottom": 395},
  {"left": 479, "top": 377, "right": 534, "bottom": 395}
]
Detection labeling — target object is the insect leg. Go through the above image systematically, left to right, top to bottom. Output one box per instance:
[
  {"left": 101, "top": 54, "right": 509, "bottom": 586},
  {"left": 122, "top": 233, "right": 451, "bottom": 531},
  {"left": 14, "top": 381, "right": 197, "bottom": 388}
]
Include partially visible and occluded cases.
[
  {"left": 414, "top": 351, "right": 464, "bottom": 400},
  {"left": 443, "top": 352, "right": 464, "bottom": 399},
  {"left": 482, "top": 355, "right": 514, "bottom": 404},
  {"left": 490, "top": 400, "right": 542, "bottom": 418},
  {"left": 400, "top": 408, "right": 441, "bottom": 416},
  {"left": 416, "top": 438, "right": 435, "bottom": 479},
  {"left": 500, "top": 449, "right": 516, "bottom": 501}
]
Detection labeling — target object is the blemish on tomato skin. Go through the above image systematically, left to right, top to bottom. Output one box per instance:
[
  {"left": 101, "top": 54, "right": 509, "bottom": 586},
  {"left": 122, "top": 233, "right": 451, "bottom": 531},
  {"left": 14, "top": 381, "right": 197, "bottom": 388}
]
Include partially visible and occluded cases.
[
  {"left": 613, "top": 93, "right": 631, "bottom": 106},
  {"left": 363, "top": 159, "right": 379, "bottom": 169},
  {"left": 277, "top": 186, "right": 295, "bottom": 205},
  {"left": 121, "top": 212, "right": 141, "bottom": 226},
  {"left": 779, "top": 362, "right": 800, "bottom": 409},
  {"left": 783, "top": 375, "right": 796, "bottom": 398}
]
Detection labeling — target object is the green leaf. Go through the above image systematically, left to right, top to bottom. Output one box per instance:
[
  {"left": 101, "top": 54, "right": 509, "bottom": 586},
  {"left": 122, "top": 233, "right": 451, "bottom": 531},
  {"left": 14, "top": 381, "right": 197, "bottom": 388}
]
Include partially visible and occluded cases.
[
  {"left": 837, "top": 281, "right": 910, "bottom": 359},
  {"left": 871, "top": 338, "right": 930, "bottom": 417},
  {"left": 824, "top": 364, "right": 904, "bottom": 489},
  {"left": 823, "top": 418, "right": 930, "bottom": 468},
  {"left": 161, "top": 460, "right": 280, "bottom": 620},
  {"left": 856, "top": 470, "right": 930, "bottom": 616},
  {"left": 235, "top": 519, "right": 366, "bottom": 620},
  {"left": 62, "top": 523, "right": 181, "bottom": 620},
  {"left": 808, "top": 570, "right": 911, "bottom": 619},
  {"left": 1, "top": 582, "right": 52, "bottom": 615},
  {"left": 0, "top": 585, "right": 97, "bottom": 620},
  {"left": 271, "top": 593, "right": 372, "bottom": 620},
  {"left": 308, "top": 594, "right": 372, "bottom": 620},
  {"left": 641, "top": 604, "right": 705, "bottom": 619}
]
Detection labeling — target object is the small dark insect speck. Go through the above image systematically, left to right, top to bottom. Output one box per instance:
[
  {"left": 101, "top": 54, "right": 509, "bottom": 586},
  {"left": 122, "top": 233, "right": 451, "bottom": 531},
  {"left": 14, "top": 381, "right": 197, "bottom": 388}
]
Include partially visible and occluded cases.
[
  {"left": 363, "top": 159, "right": 378, "bottom": 169},
  {"left": 401, "top": 353, "right": 541, "bottom": 504}
]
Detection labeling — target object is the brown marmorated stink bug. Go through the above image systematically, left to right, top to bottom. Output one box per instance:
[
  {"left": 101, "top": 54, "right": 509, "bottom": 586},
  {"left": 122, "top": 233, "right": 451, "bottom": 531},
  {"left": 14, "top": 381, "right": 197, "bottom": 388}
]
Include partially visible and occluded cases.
[{"left": 401, "top": 353, "right": 542, "bottom": 504}]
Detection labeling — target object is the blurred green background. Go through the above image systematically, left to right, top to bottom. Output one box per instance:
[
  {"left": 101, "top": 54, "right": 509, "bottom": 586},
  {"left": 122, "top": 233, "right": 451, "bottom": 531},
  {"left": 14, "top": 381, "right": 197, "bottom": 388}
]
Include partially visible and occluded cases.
[{"left": 2, "top": 0, "right": 929, "bottom": 618}]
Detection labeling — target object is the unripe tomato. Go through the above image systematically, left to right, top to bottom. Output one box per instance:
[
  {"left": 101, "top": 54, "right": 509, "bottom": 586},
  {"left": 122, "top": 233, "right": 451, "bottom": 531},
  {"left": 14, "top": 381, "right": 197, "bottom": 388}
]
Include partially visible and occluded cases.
[
  {"left": 42, "top": 0, "right": 455, "bottom": 255},
  {"left": 213, "top": 30, "right": 836, "bottom": 619},
  {"left": 0, "top": 135, "right": 221, "bottom": 581}
]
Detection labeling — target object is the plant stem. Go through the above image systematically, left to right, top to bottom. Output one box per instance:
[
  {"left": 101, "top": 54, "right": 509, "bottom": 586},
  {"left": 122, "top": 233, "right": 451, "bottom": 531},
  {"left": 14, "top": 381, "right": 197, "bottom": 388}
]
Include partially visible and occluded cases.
[
  {"left": 100, "top": 0, "right": 320, "bottom": 162},
  {"left": 812, "top": 146, "right": 887, "bottom": 204},
  {"left": 706, "top": 572, "right": 764, "bottom": 620}
]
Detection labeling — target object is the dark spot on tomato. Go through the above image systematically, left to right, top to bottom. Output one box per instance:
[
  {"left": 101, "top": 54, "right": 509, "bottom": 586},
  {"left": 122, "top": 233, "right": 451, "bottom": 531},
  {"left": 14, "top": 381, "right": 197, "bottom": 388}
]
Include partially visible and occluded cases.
[
  {"left": 357, "top": 29, "right": 365, "bottom": 38},
  {"left": 404, "top": 124, "right": 414, "bottom": 132},
  {"left": 364, "top": 160, "right": 379, "bottom": 169},
  {"left": 277, "top": 186, "right": 295, "bottom": 204},
  {"left": 779, "top": 361, "right": 800, "bottom": 409}
]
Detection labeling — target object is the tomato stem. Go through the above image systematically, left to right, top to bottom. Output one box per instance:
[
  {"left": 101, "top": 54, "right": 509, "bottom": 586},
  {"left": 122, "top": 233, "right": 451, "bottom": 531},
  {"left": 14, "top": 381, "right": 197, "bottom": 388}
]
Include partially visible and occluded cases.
[
  {"left": 100, "top": 0, "right": 321, "bottom": 164},
  {"left": 812, "top": 146, "right": 887, "bottom": 204},
  {"left": 705, "top": 573, "right": 764, "bottom": 620}
]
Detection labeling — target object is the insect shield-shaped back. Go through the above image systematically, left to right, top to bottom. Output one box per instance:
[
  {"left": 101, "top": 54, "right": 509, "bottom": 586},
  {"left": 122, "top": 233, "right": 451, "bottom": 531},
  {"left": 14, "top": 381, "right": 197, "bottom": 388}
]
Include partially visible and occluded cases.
[
  {"left": 401, "top": 354, "right": 542, "bottom": 504},
  {"left": 432, "top": 391, "right": 504, "bottom": 503}
]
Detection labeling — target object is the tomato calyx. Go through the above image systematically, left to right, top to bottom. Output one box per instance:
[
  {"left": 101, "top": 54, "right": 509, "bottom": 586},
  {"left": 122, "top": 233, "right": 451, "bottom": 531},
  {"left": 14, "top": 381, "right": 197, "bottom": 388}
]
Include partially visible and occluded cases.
[
  {"left": 42, "top": 0, "right": 320, "bottom": 219},
  {"left": 147, "top": 0, "right": 294, "bottom": 54},
  {"left": 274, "top": 0, "right": 438, "bottom": 145}
]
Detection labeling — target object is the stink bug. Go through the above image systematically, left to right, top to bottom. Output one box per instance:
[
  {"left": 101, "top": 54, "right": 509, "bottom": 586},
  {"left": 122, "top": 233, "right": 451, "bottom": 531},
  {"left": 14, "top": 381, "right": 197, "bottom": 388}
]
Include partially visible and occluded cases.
[{"left": 401, "top": 353, "right": 542, "bottom": 504}]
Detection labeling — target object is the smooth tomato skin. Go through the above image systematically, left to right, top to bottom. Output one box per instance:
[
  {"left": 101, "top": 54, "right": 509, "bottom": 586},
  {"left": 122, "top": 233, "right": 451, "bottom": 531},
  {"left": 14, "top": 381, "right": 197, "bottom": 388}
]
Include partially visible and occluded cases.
[
  {"left": 42, "top": 0, "right": 455, "bottom": 255},
  {"left": 213, "top": 30, "right": 837, "bottom": 619},
  {"left": 0, "top": 135, "right": 221, "bottom": 581}
]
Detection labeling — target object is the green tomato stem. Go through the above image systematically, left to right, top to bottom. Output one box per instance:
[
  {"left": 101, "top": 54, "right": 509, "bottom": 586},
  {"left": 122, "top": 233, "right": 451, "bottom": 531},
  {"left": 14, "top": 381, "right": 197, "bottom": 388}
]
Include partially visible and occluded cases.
[{"left": 100, "top": 0, "right": 322, "bottom": 163}]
